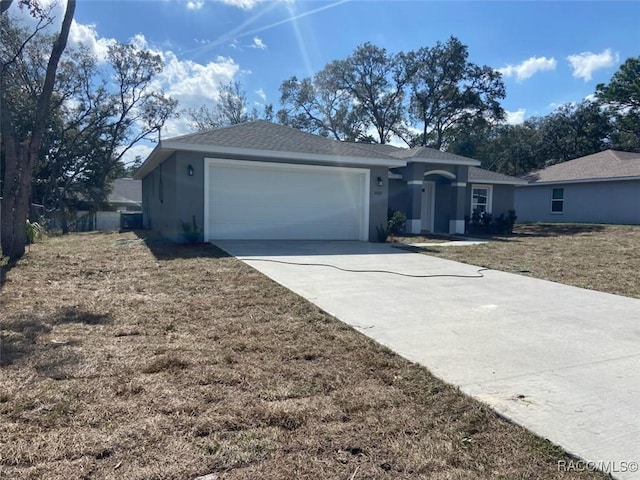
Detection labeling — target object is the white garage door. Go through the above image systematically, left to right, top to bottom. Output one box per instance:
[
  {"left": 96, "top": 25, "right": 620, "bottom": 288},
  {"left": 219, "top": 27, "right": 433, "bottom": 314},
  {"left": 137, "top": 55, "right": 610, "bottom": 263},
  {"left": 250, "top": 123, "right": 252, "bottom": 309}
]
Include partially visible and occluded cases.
[{"left": 205, "top": 159, "right": 370, "bottom": 240}]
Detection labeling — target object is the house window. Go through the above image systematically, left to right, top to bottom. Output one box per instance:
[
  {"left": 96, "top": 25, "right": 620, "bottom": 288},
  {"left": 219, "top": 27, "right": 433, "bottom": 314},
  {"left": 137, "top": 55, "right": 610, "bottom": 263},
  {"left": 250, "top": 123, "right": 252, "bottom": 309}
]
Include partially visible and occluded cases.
[
  {"left": 471, "top": 184, "right": 492, "bottom": 214},
  {"left": 551, "top": 188, "right": 564, "bottom": 213}
]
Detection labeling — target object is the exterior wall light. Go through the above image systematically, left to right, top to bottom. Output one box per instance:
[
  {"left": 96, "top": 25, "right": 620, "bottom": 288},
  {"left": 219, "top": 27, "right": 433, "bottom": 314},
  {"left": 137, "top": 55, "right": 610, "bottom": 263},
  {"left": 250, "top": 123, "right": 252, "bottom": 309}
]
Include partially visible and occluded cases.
[
  {"left": 187, "top": 164, "right": 194, "bottom": 176},
  {"left": 377, "top": 176, "right": 383, "bottom": 187}
]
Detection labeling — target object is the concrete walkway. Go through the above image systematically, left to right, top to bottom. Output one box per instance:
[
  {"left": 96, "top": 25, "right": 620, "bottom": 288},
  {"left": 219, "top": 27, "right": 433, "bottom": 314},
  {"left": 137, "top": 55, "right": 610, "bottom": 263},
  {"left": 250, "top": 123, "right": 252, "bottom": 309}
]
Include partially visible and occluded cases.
[
  {"left": 403, "top": 239, "right": 489, "bottom": 247},
  {"left": 215, "top": 240, "right": 640, "bottom": 480}
]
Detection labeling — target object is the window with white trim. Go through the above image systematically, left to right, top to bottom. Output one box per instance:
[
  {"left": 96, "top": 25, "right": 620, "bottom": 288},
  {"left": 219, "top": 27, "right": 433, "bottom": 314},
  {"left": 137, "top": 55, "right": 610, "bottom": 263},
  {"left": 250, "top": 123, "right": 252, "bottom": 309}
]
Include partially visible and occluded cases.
[
  {"left": 471, "top": 184, "right": 492, "bottom": 214},
  {"left": 551, "top": 188, "right": 564, "bottom": 213}
]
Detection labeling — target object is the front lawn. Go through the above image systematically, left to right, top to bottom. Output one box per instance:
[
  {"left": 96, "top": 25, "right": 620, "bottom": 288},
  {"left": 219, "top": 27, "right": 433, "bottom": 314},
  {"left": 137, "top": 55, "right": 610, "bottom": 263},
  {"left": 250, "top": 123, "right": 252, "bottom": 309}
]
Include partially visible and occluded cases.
[
  {"left": 412, "top": 223, "right": 640, "bottom": 299},
  {"left": 0, "top": 232, "right": 607, "bottom": 479}
]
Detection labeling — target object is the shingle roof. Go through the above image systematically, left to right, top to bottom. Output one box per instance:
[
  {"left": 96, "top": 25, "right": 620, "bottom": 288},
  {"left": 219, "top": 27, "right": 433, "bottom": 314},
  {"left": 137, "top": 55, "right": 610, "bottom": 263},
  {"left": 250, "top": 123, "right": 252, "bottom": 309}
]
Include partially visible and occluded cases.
[
  {"left": 165, "top": 120, "right": 392, "bottom": 160},
  {"left": 348, "top": 142, "right": 480, "bottom": 165},
  {"left": 347, "top": 143, "right": 404, "bottom": 156},
  {"left": 389, "top": 145, "right": 480, "bottom": 164},
  {"left": 523, "top": 150, "right": 640, "bottom": 183},
  {"left": 468, "top": 167, "right": 527, "bottom": 185},
  {"left": 108, "top": 178, "right": 141, "bottom": 206}
]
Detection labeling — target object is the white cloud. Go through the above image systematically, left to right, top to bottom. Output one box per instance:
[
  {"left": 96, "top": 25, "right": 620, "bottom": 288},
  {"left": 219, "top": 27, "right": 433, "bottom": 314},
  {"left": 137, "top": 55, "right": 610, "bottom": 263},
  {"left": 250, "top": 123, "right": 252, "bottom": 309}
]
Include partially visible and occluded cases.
[
  {"left": 7, "top": 0, "right": 69, "bottom": 33},
  {"left": 187, "top": 0, "right": 205, "bottom": 9},
  {"left": 218, "top": 0, "right": 287, "bottom": 9},
  {"left": 66, "top": 19, "right": 243, "bottom": 147},
  {"left": 68, "top": 20, "right": 116, "bottom": 61},
  {"left": 250, "top": 36, "right": 266, "bottom": 49},
  {"left": 567, "top": 49, "right": 619, "bottom": 81},
  {"left": 151, "top": 52, "right": 240, "bottom": 137},
  {"left": 498, "top": 56, "right": 557, "bottom": 81},
  {"left": 255, "top": 88, "right": 267, "bottom": 101},
  {"left": 505, "top": 109, "right": 526, "bottom": 125},
  {"left": 118, "top": 143, "right": 155, "bottom": 169}
]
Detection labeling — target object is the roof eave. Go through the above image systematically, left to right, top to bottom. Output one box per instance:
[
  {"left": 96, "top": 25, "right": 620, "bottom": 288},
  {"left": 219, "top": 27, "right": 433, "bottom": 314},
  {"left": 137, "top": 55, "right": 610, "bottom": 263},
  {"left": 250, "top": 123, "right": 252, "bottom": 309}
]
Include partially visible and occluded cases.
[
  {"left": 162, "top": 141, "right": 407, "bottom": 167},
  {"left": 133, "top": 143, "right": 173, "bottom": 180},
  {"left": 406, "top": 157, "right": 481, "bottom": 167},
  {"left": 518, "top": 175, "right": 640, "bottom": 186},
  {"left": 470, "top": 178, "right": 529, "bottom": 186}
]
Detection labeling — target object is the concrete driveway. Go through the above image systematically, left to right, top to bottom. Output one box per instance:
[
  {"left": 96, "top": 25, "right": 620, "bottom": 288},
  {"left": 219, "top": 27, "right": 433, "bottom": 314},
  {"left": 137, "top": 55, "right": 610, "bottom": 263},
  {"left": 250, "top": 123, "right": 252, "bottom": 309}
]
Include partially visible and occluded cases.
[{"left": 215, "top": 240, "right": 640, "bottom": 479}]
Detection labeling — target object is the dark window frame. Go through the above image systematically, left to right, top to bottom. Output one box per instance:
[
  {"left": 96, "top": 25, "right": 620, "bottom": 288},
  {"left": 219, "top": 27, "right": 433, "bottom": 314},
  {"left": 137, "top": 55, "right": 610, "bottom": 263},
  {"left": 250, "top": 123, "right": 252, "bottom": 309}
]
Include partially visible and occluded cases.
[{"left": 551, "top": 187, "right": 564, "bottom": 214}]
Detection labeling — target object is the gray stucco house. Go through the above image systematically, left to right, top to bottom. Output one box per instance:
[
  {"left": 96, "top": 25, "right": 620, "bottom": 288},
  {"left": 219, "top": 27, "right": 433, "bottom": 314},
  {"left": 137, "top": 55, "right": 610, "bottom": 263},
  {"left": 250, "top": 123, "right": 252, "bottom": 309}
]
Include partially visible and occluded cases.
[
  {"left": 134, "top": 121, "right": 524, "bottom": 242},
  {"left": 515, "top": 150, "right": 640, "bottom": 225}
]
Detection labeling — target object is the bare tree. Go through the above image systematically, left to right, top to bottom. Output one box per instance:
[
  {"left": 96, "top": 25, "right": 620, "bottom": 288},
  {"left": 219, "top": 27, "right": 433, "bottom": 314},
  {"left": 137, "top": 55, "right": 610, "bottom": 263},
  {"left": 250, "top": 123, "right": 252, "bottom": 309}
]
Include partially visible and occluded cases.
[{"left": 186, "top": 80, "right": 270, "bottom": 131}]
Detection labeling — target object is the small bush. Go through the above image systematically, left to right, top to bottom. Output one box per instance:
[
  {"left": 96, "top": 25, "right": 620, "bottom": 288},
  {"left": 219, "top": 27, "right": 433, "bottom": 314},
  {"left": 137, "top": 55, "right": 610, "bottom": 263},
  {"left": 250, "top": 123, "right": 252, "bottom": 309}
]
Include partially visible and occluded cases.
[
  {"left": 467, "top": 209, "right": 517, "bottom": 235},
  {"left": 378, "top": 210, "right": 407, "bottom": 242},
  {"left": 387, "top": 211, "right": 407, "bottom": 236},
  {"left": 181, "top": 215, "right": 202, "bottom": 243},
  {"left": 26, "top": 220, "right": 45, "bottom": 246}
]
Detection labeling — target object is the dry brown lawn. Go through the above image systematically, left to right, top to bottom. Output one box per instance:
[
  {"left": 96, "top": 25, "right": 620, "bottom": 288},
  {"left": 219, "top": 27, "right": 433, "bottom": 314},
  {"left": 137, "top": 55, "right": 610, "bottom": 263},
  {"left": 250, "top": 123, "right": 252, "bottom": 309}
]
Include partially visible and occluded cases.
[
  {"left": 411, "top": 223, "right": 640, "bottom": 299},
  {"left": 0, "top": 231, "right": 608, "bottom": 480}
]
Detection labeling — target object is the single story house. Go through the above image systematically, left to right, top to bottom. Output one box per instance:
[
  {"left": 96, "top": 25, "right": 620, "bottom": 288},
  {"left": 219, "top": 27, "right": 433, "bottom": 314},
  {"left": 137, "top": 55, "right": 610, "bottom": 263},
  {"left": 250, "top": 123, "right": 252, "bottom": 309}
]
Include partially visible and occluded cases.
[
  {"left": 134, "top": 121, "right": 524, "bottom": 242},
  {"left": 515, "top": 149, "right": 640, "bottom": 225},
  {"left": 107, "top": 178, "right": 142, "bottom": 212}
]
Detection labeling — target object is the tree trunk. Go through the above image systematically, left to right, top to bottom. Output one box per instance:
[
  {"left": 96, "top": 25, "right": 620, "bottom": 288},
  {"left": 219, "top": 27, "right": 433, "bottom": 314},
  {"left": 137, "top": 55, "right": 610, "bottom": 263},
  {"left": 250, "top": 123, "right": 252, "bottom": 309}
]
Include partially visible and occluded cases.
[{"left": 0, "top": 0, "right": 75, "bottom": 259}]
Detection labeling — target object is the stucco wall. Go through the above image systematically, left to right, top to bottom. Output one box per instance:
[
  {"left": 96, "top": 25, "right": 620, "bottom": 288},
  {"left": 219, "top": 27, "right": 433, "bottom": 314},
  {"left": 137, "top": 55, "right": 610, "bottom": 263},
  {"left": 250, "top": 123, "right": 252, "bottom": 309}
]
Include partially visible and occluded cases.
[
  {"left": 143, "top": 152, "right": 389, "bottom": 242},
  {"left": 174, "top": 152, "right": 206, "bottom": 241},
  {"left": 142, "top": 153, "right": 177, "bottom": 237},
  {"left": 368, "top": 165, "right": 390, "bottom": 241},
  {"left": 388, "top": 179, "right": 409, "bottom": 217},
  {"left": 515, "top": 180, "right": 640, "bottom": 224},
  {"left": 434, "top": 182, "right": 452, "bottom": 233},
  {"left": 465, "top": 184, "right": 515, "bottom": 217},
  {"left": 493, "top": 185, "right": 516, "bottom": 216}
]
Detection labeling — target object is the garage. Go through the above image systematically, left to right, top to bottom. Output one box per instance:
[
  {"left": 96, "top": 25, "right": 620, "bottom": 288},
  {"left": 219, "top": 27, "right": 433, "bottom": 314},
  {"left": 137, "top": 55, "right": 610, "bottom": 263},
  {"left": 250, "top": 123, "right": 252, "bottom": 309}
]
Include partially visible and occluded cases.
[{"left": 205, "top": 158, "right": 370, "bottom": 241}]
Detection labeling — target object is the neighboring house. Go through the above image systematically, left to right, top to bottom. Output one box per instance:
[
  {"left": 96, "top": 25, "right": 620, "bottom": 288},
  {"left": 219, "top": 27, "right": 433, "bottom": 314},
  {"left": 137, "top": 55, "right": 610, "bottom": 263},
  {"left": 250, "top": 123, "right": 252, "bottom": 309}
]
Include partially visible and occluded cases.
[
  {"left": 134, "top": 121, "right": 524, "bottom": 242},
  {"left": 515, "top": 150, "right": 640, "bottom": 225},
  {"left": 78, "top": 178, "right": 142, "bottom": 231},
  {"left": 107, "top": 178, "right": 142, "bottom": 212}
]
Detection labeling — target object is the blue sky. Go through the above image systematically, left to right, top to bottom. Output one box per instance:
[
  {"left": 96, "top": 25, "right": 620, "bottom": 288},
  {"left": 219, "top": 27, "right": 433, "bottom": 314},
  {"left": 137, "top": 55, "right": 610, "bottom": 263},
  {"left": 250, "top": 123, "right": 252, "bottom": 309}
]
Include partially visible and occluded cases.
[{"left": 10, "top": 0, "right": 640, "bottom": 162}]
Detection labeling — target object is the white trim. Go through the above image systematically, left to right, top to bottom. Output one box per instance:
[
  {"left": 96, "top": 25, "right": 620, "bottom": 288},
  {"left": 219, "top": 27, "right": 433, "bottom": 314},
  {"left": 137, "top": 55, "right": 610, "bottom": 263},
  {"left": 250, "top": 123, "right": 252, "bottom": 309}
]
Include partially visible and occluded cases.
[
  {"left": 167, "top": 141, "right": 407, "bottom": 168},
  {"left": 204, "top": 157, "right": 210, "bottom": 242},
  {"left": 407, "top": 157, "right": 480, "bottom": 166},
  {"left": 204, "top": 158, "right": 370, "bottom": 241},
  {"left": 424, "top": 169, "right": 456, "bottom": 180},
  {"left": 388, "top": 172, "right": 403, "bottom": 180},
  {"left": 517, "top": 176, "right": 640, "bottom": 186},
  {"left": 474, "top": 178, "right": 528, "bottom": 186},
  {"left": 408, "top": 180, "right": 423, "bottom": 185},
  {"left": 421, "top": 181, "right": 435, "bottom": 233},
  {"left": 451, "top": 182, "right": 467, "bottom": 187},
  {"left": 471, "top": 184, "right": 493, "bottom": 214},
  {"left": 407, "top": 219, "right": 422, "bottom": 234},
  {"left": 449, "top": 220, "right": 465, "bottom": 234}
]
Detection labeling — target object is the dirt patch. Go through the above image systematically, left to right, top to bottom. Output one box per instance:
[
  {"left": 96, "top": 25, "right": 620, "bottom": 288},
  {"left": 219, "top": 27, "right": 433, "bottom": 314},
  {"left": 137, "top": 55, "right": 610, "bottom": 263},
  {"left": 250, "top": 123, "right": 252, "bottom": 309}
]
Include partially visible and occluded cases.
[{"left": 0, "top": 231, "right": 608, "bottom": 479}]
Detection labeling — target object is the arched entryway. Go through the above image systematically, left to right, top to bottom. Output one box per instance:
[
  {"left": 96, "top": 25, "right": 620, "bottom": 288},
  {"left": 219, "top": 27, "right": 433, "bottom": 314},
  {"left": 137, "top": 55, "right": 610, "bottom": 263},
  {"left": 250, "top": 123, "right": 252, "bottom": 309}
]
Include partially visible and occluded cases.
[{"left": 421, "top": 170, "right": 456, "bottom": 233}]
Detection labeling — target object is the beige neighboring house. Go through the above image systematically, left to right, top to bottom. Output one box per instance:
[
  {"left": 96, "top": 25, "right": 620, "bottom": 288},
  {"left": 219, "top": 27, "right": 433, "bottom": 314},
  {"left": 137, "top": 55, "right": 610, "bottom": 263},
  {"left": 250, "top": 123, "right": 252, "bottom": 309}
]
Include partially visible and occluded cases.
[{"left": 515, "top": 149, "right": 640, "bottom": 225}]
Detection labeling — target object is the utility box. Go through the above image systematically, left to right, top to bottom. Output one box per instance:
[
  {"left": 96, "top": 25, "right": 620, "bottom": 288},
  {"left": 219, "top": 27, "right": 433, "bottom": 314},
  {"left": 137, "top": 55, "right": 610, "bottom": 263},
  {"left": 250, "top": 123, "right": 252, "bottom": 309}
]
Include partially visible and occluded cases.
[{"left": 120, "top": 212, "right": 143, "bottom": 230}]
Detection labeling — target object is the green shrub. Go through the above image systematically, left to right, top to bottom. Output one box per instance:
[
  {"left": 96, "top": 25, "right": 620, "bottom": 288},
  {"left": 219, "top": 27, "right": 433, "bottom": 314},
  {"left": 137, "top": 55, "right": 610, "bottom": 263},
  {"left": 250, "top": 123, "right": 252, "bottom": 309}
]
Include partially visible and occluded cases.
[
  {"left": 377, "top": 210, "right": 407, "bottom": 242},
  {"left": 387, "top": 211, "right": 406, "bottom": 235},
  {"left": 181, "top": 216, "right": 202, "bottom": 243},
  {"left": 26, "top": 220, "right": 44, "bottom": 245}
]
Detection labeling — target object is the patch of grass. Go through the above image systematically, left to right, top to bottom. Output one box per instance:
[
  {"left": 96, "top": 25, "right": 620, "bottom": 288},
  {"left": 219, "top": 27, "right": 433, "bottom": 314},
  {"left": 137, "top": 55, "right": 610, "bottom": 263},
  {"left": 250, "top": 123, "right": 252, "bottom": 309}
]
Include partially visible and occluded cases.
[
  {"left": 410, "top": 223, "right": 640, "bottom": 299},
  {"left": 0, "top": 231, "right": 608, "bottom": 479},
  {"left": 390, "top": 234, "right": 452, "bottom": 244}
]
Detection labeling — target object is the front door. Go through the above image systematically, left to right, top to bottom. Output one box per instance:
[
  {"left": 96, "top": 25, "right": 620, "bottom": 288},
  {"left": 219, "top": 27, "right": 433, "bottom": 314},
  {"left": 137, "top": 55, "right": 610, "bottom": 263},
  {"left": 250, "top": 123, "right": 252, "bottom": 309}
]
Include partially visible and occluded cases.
[{"left": 421, "top": 181, "right": 435, "bottom": 232}]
